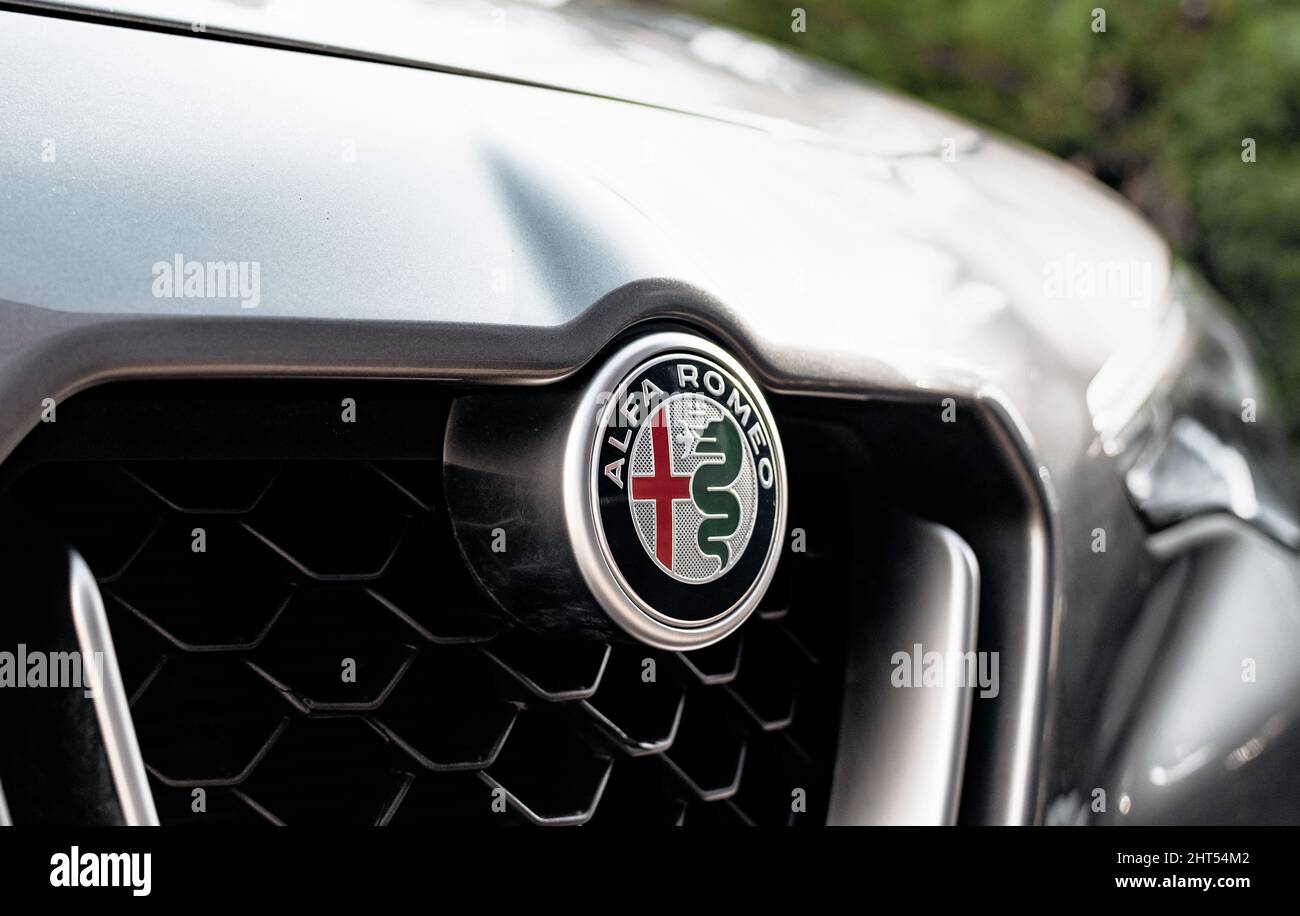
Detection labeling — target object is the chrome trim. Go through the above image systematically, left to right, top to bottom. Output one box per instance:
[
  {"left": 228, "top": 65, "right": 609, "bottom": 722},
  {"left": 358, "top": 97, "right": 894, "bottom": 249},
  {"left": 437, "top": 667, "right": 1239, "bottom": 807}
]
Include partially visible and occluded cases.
[
  {"left": 565, "top": 331, "right": 787, "bottom": 650},
  {"left": 974, "top": 390, "right": 1056, "bottom": 826},
  {"left": 1147, "top": 511, "right": 1299, "bottom": 560},
  {"left": 829, "top": 516, "right": 979, "bottom": 825},
  {"left": 67, "top": 550, "right": 159, "bottom": 826},
  {"left": 0, "top": 779, "right": 10, "bottom": 826}
]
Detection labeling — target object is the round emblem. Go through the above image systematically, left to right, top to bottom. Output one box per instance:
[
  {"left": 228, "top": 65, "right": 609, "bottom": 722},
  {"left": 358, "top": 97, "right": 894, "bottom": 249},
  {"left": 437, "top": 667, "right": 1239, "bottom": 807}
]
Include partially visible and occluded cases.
[{"left": 563, "top": 332, "right": 786, "bottom": 649}]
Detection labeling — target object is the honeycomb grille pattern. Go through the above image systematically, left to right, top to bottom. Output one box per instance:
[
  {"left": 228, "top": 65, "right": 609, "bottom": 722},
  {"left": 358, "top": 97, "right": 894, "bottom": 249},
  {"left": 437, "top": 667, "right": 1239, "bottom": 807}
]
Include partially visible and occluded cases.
[{"left": 3, "top": 417, "right": 849, "bottom": 825}]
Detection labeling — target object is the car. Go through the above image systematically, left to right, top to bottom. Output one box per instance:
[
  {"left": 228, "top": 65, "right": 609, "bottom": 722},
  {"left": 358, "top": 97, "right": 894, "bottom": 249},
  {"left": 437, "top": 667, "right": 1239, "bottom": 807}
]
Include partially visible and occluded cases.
[{"left": 0, "top": 0, "right": 1297, "bottom": 831}]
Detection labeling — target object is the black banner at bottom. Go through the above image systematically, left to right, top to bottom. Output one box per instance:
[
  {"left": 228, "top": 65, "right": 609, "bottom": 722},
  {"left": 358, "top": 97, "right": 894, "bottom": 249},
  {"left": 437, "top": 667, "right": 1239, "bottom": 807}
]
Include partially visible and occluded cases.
[{"left": 0, "top": 826, "right": 1283, "bottom": 900}]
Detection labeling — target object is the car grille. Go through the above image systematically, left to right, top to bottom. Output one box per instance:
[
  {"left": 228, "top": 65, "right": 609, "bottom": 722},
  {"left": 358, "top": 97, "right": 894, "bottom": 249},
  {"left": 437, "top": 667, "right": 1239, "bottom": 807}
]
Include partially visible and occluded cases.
[{"left": 0, "top": 382, "right": 849, "bottom": 826}]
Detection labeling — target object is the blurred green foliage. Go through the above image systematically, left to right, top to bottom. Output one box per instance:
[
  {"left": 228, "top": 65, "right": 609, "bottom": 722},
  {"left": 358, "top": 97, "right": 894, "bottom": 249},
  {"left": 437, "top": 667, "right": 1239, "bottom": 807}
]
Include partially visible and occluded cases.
[{"left": 660, "top": 0, "right": 1300, "bottom": 435}]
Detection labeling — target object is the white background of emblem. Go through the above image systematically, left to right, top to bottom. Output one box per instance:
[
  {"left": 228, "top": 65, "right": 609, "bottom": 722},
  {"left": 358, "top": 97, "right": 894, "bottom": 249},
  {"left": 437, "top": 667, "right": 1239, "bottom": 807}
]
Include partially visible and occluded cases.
[{"left": 629, "top": 392, "right": 759, "bottom": 584}]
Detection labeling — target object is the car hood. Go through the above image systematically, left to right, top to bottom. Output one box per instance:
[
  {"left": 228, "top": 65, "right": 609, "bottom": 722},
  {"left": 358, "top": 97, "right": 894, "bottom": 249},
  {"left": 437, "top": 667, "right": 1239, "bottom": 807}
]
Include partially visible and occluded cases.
[
  {"left": 18, "top": 0, "right": 982, "bottom": 157},
  {"left": 0, "top": 1, "right": 1172, "bottom": 461}
]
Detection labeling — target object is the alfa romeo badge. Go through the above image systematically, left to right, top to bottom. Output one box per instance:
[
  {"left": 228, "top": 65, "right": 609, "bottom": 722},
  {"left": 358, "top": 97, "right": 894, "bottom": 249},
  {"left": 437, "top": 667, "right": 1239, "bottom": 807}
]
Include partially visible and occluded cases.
[{"left": 563, "top": 332, "right": 787, "bottom": 649}]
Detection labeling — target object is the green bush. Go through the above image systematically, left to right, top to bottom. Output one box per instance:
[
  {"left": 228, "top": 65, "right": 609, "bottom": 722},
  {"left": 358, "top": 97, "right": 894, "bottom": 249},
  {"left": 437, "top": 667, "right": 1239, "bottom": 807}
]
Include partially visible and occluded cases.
[{"left": 660, "top": 0, "right": 1300, "bottom": 444}]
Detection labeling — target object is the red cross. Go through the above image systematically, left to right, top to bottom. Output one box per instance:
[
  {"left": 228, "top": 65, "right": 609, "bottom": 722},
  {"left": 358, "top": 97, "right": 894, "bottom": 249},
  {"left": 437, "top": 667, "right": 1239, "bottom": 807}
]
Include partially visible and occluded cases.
[{"left": 631, "top": 407, "right": 691, "bottom": 568}]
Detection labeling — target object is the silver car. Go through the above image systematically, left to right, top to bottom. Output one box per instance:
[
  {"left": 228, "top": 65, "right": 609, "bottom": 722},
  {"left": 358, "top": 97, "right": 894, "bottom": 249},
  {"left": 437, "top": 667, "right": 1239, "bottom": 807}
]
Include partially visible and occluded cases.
[{"left": 0, "top": 0, "right": 1297, "bottom": 831}]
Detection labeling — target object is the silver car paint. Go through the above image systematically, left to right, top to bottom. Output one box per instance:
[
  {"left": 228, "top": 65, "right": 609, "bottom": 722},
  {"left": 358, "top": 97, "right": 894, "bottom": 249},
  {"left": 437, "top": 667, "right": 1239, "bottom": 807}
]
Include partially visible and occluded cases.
[{"left": 0, "top": 2, "right": 1295, "bottom": 825}]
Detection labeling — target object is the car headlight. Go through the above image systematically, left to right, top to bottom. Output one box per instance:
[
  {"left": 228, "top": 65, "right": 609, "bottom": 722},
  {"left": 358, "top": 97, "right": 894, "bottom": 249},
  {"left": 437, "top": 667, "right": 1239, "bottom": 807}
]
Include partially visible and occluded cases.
[{"left": 1088, "top": 263, "right": 1299, "bottom": 545}]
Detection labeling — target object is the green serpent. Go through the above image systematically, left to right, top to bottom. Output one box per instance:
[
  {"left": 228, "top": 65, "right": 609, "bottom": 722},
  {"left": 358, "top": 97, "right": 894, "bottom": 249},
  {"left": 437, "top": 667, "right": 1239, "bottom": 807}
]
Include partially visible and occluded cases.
[{"left": 691, "top": 418, "right": 743, "bottom": 569}]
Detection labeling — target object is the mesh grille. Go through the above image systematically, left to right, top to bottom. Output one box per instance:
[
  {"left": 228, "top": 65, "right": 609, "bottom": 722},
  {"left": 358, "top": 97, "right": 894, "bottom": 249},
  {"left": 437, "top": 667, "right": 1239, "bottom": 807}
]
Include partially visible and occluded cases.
[{"left": 0, "top": 383, "right": 849, "bottom": 826}]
